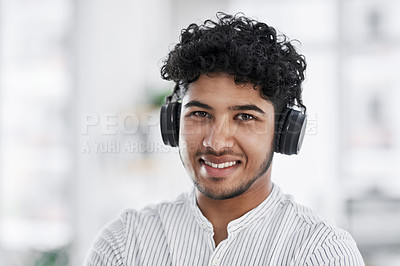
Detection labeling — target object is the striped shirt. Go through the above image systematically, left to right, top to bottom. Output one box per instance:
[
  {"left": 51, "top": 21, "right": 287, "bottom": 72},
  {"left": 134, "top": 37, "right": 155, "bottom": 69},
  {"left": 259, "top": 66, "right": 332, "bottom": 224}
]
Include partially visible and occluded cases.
[{"left": 85, "top": 184, "right": 364, "bottom": 265}]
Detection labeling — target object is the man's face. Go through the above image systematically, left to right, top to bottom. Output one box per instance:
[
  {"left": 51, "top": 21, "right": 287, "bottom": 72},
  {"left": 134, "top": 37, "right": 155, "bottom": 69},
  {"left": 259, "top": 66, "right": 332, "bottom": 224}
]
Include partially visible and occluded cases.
[{"left": 179, "top": 74, "right": 275, "bottom": 200}]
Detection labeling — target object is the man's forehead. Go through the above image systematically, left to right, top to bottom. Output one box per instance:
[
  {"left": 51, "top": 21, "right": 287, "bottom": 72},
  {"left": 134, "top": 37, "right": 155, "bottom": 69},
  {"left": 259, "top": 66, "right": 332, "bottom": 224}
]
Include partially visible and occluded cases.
[{"left": 182, "top": 80, "right": 272, "bottom": 110}]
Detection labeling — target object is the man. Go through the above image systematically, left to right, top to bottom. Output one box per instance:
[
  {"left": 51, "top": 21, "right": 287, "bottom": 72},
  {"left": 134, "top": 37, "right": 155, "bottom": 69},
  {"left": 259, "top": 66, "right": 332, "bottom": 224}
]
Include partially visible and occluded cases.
[{"left": 85, "top": 13, "right": 364, "bottom": 265}]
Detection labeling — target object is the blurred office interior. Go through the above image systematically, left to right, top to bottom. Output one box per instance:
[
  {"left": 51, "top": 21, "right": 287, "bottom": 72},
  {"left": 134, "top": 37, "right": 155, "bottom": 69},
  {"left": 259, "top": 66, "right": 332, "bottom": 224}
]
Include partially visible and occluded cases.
[{"left": 0, "top": 0, "right": 400, "bottom": 265}]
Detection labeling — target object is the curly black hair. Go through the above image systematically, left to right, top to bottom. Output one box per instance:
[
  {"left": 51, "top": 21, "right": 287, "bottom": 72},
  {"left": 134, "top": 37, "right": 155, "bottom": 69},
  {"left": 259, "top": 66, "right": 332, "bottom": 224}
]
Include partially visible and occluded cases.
[{"left": 160, "top": 12, "right": 306, "bottom": 113}]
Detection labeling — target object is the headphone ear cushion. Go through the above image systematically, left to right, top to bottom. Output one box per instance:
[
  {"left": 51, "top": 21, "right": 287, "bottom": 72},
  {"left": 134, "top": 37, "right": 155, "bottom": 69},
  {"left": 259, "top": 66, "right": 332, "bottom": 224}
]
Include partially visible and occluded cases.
[
  {"left": 160, "top": 102, "right": 181, "bottom": 147},
  {"left": 160, "top": 105, "right": 170, "bottom": 145},
  {"left": 275, "top": 108, "right": 307, "bottom": 155},
  {"left": 275, "top": 108, "right": 291, "bottom": 153}
]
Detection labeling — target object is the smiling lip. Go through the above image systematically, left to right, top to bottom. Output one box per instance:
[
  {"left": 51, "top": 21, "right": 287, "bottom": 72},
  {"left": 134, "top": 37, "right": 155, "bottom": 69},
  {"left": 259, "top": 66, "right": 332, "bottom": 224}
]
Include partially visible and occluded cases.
[{"left": 199, "top": 155, "right": 241, "bottom": 177}]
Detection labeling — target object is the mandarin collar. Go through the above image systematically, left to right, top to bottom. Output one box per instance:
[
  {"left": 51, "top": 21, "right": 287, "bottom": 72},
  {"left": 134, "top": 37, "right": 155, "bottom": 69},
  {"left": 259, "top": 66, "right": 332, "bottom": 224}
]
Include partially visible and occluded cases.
[{"left": 189, "top": 184, "right": 283, "bottom": 234}]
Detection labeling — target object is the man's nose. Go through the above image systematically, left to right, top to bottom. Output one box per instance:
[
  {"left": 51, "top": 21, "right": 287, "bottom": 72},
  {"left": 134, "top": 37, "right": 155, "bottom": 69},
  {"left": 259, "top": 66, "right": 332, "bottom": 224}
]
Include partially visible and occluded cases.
[{"left": 202, "top": 116, "right": 235, "bottom": 152}]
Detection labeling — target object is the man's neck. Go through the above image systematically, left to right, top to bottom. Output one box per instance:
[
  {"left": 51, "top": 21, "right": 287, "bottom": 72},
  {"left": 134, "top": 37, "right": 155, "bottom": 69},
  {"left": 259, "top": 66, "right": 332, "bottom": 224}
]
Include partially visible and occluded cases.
[{"left": 196, "top": 177, "right": 272, "bottom": 246}]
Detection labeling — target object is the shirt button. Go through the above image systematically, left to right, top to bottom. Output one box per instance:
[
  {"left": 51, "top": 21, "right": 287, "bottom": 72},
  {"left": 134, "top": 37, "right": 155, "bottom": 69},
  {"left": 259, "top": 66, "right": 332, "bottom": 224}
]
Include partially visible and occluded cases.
[{"left": 212, "top": 258, "right": 220, "bottom": 266}]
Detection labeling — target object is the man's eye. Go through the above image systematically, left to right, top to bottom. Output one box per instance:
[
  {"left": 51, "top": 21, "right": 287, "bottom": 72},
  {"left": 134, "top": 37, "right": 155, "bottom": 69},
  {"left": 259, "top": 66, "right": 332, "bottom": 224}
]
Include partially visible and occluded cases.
[
  {"left": 192, "top": 111, "right": 210, "bottom": 118},
  {"left": 236, "top": 113, "right": 255, "bottom": 121}
]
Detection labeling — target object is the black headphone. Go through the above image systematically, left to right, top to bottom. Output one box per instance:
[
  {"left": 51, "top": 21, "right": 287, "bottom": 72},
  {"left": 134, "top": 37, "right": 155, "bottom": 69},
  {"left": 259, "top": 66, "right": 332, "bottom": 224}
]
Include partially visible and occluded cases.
[
  {"left": 160, "top": 89, "right": 307, "bottom": 155},
  {"left": 274, "top": 103, "right": 307, "bottom": 155}
]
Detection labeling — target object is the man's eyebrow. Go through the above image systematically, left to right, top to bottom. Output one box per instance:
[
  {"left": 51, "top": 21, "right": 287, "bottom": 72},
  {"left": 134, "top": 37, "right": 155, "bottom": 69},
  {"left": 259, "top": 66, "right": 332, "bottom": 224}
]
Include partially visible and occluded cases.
[
  {"left": 184, "top": 100, "right": 213, "bottom": 110},
  {"left": 229, "top": 104, "right": 266, "bottom": 114}
]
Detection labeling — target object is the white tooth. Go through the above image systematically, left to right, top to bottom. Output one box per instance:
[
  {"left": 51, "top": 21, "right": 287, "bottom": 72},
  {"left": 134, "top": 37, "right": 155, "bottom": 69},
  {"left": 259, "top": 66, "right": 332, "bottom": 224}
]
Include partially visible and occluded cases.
[{"left": 204, "top": 160, "right": 238, "bottom": 169}]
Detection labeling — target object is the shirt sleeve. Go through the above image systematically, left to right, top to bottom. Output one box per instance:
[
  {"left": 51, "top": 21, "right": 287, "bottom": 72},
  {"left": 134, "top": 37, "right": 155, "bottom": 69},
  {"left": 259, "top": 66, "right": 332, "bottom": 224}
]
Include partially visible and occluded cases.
[
  {"left": 84, "top": 212, "right": 131, "bottom": 266},
  {"left": 304, "top": 228, "right": 365, "bottom": 266}
]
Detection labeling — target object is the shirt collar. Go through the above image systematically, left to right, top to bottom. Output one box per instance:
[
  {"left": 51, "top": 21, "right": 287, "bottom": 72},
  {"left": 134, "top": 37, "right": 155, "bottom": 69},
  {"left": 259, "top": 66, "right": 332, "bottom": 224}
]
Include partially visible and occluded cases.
[{"left": 188, "top": 183, "right": 283, "bottom": 234}]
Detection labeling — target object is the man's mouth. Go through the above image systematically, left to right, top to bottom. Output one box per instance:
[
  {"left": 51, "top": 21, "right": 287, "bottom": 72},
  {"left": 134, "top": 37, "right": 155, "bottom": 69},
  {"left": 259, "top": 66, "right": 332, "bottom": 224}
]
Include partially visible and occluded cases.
[{"left": 202, "top": 160, "right": 238, "bottom": 169}]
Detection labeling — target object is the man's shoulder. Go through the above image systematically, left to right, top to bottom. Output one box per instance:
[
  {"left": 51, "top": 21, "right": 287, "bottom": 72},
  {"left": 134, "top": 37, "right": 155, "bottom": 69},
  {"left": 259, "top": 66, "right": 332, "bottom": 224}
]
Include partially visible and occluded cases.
[
  {"left": 274, "top": 187, "right": 352, "bottom": 243},
  {"left": 271, "top": 189, "right": 364, "bottom": 265},
  {"left": 276, "top": 190, "right": 331, "bottom": 227},
  {"left": 118, "top": 191, "right": 191, "bottom": 226},
  {"left": 276, "top": 191, "right": 351, "bottom": 240}
]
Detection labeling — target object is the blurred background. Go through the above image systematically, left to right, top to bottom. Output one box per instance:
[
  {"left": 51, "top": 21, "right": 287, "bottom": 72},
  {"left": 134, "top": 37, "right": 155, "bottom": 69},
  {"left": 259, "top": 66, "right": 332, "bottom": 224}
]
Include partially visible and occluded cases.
[{"left": 0, "top": 0, "right": 399, "bottom": 265}]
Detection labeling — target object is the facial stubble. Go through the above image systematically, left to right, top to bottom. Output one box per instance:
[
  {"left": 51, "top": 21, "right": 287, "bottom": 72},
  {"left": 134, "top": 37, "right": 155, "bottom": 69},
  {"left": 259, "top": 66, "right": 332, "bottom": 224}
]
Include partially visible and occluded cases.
[{"left": 179, "top": 140, "right": 275, "bottom": 201}]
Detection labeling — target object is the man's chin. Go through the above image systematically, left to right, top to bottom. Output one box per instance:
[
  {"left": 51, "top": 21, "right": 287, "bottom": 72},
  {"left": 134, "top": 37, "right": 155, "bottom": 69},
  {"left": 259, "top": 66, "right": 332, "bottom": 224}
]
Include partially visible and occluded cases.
[{"left": 195, "top": 183, "right": 248, "bottom": 200}]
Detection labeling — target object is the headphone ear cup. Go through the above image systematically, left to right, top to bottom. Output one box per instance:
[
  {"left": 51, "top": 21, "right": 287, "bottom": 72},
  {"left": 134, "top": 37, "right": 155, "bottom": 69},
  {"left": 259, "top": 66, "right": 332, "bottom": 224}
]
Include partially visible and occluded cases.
[
  {"left": 160, "top": 102, "right": 181, "bottom": 147},
  {"left": 275, "top": 108, "right": 307, "bottom": 155}
]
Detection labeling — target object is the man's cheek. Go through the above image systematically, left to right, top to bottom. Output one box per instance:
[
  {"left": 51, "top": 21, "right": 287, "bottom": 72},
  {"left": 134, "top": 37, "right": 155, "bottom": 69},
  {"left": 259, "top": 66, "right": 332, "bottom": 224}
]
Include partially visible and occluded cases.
[
  {"left": 181, "top": 121, "right": 206, "bottom": 142},
  {"left": 180, "top": 140, "right": 202, "bottom": 154}
]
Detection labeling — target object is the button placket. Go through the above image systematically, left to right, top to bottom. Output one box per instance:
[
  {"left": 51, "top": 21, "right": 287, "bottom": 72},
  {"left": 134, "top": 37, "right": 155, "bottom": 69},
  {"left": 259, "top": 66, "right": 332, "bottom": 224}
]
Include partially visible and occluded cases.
[{"left": 208, "top": 237, "right": 230, "bottom": 266}]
